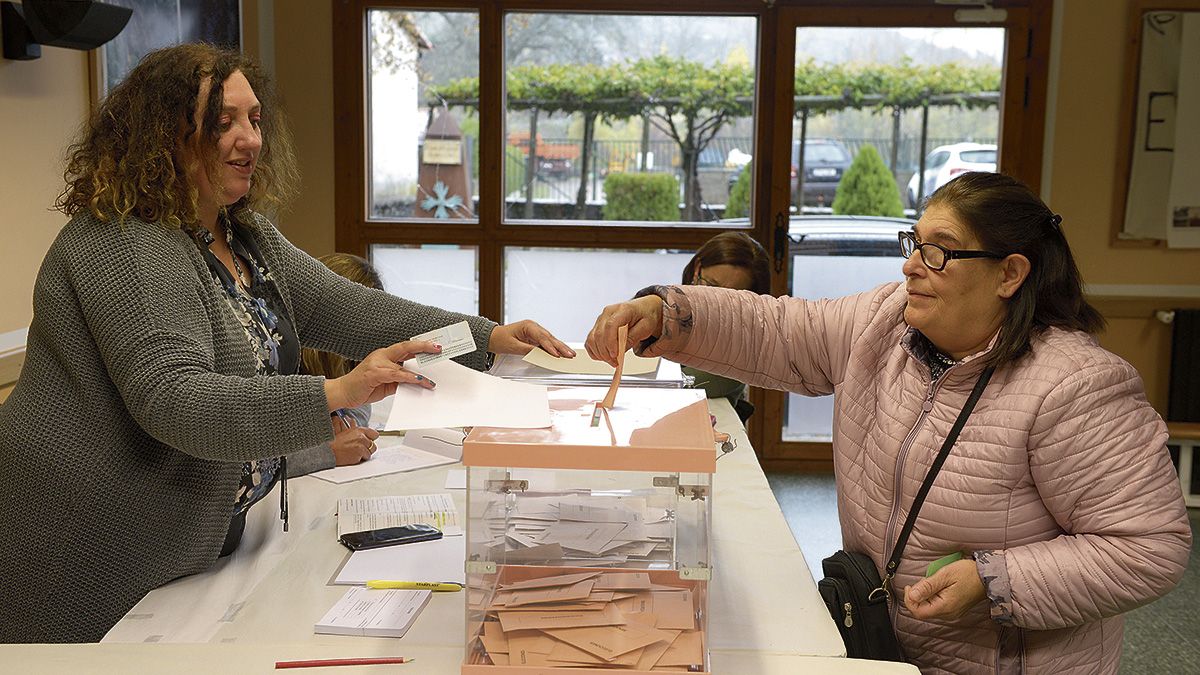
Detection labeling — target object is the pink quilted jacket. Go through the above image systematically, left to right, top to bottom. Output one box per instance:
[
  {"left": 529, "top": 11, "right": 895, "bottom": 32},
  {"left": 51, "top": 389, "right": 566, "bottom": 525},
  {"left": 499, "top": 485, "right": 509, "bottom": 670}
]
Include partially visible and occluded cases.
[{"left": 639, "top": 282, "right": 1191, "bottom": 674}]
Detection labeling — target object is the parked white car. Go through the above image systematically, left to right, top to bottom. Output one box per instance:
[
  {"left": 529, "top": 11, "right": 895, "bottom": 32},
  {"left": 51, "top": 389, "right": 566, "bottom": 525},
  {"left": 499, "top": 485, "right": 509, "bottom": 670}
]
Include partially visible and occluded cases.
[{"left": 905, "top": 142, "right": 997, "bottom": 207}]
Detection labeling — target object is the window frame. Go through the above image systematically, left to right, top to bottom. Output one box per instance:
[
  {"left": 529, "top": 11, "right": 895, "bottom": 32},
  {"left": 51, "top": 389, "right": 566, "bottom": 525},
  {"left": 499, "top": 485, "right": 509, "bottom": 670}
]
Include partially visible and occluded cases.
[{"left": 333, "top": 0, "right": 1053, "bottom": 469}]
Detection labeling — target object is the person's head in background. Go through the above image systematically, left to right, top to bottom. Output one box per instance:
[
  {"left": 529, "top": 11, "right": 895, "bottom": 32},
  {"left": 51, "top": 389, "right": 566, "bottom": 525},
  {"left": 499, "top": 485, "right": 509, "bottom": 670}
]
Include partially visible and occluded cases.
[
  {"left": 56, "top": 43, "right": 298, "bottom": 230},
  {"left": 681, "top": 231, "right": 771, "bottom": 294},
  {"left": 301, "top": 253, "right": 385, "bottom": 379}
]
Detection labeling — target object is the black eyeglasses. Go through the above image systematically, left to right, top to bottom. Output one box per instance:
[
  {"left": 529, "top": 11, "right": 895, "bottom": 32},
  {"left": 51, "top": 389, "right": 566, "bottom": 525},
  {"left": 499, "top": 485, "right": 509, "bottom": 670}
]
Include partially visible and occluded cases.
[{"left": 898, "top": 231, "right": 1006, "bottom": 271}]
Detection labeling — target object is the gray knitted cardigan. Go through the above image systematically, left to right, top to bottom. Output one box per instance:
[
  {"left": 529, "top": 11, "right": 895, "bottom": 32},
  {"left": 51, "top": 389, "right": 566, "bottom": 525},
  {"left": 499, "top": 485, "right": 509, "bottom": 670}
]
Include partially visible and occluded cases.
[{"left": 0, "top": 212, "right": 495, "bottom": 643}]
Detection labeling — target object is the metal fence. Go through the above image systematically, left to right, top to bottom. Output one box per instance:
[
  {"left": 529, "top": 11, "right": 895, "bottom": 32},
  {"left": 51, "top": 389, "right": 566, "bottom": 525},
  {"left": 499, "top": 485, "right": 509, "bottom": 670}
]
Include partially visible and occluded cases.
[{"left": 499, "top": 135, "right": 997, "bottom": 203}]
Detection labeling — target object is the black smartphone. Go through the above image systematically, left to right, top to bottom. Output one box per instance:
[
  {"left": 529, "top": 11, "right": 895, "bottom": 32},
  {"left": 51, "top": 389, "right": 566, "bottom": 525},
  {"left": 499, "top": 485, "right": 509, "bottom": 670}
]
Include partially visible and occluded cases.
[{"left": 338, "top": 524, "right": 443, "bottom": 551}]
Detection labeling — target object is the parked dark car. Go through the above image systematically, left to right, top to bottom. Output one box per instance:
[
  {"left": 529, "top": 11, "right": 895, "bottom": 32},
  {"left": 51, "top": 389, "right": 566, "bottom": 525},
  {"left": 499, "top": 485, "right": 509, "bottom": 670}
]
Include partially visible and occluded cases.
[
  {"left": 725, "top": 139, "right": 854, "bottom": 207},
  {"left": 791, "top": 139, "right": 852, "bottom": 207},
  {"left": 719, "top": 214, "right": 916, "bottom": 257},
  {"left": 786, "top": 214, "right": 915, "bottom": 257}
]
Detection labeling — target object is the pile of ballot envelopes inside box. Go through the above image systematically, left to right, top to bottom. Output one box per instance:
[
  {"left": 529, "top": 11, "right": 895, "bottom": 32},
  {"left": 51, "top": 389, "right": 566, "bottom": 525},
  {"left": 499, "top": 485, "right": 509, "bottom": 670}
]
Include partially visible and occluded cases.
[
  {"left": 481, "top": 495, "right": 673, "bottom": 564},
  {"left": 474, "top": 570, "right": 703, "bottom": 670}
]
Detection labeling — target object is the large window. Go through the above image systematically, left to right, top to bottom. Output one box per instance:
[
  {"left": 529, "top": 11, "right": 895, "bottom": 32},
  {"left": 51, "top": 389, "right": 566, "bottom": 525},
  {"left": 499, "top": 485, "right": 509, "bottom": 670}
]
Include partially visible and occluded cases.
[
  {"left": 334, "top": 1, "right": 1051, "bottom": 470},
  {"left": 368, "top": 10, "right": 480, "bottom": 221},
  {"left": 501, "top": 13, "right": 757, "bottom": 225}
]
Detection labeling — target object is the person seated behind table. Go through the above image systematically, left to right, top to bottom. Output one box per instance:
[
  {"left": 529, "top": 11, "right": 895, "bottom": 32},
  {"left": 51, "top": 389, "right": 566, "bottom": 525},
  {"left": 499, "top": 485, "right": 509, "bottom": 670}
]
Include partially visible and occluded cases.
[
  {"left": 0, "top": 43, "right": 571, "bottom": 644},
  {"left": 585, "top": 172, "right": 1190, "bottom": 673},
  {"left": 680, "top": 231, "right": 769, "bottom": 422},
  {"left": 288, "top": 253, "right": 388, "bottom": 475}
]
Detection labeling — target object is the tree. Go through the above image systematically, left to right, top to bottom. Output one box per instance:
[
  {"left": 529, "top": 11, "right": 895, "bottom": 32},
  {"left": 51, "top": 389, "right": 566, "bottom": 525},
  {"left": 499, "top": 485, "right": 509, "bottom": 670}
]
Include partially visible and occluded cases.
[
  {"left": 629, "top": 56, "right": 753, "bottom": 221},
  {"left": 428, "top": 58, "right": 1000, "bottom": 218},
  {"left": 507, "top": 64, "right": 641, "bottom": 217},
  {"left": 832, "top": 145, "right": 905, "bottom": 217}
]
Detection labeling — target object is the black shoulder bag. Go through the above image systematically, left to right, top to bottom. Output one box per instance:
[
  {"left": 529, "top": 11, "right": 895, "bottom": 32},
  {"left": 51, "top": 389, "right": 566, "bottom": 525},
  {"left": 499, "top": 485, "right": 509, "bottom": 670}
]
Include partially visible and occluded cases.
[{"left": 818, "top": 366, "right": 994, "bottom": 661}]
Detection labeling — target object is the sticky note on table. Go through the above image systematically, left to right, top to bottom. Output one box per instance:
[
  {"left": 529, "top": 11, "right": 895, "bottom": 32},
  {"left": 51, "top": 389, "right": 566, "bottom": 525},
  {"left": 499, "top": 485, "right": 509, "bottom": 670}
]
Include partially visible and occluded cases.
[{"left": 412, "top": 320, "right": 477, "bottom": 366}]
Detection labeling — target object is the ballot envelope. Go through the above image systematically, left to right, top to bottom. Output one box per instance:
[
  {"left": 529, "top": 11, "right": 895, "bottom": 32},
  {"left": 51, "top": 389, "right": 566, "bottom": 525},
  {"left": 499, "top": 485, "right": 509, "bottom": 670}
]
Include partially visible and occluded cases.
[{"left": 461, "top": 386, "right": 716, "bottom": 673}]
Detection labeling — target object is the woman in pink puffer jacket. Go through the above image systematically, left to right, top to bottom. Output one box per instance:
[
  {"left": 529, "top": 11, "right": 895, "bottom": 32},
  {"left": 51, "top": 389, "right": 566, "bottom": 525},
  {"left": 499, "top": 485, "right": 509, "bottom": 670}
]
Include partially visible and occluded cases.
[{"left": 586, "top": 172, "right": 1191, "bottom": 674}]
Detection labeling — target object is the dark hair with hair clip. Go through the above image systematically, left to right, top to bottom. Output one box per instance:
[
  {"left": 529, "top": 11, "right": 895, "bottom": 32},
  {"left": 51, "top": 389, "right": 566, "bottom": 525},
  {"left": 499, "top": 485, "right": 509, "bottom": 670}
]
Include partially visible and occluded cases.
[{"left": 925, "top": 172, "right": 1104, "bottom": 368}]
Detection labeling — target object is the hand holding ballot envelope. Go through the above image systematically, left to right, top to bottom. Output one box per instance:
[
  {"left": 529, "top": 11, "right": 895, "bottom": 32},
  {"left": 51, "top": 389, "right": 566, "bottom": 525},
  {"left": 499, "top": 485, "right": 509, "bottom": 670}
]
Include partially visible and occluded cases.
[{"left": 585, "top": 295, "right": 665, "bottom": 367}]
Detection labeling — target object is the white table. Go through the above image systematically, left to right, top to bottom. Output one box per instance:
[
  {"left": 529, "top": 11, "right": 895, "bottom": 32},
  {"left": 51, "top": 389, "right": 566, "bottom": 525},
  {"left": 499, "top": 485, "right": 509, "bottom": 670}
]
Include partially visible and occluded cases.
[{"left": 3, "top": 399, "right": 917, "bottom": 674}]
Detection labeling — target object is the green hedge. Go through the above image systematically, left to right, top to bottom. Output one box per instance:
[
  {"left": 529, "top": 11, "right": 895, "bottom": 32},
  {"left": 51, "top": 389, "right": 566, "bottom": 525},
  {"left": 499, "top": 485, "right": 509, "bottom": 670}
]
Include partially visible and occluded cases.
[
  {"left": 505, "top": 145, "right": 526, "bottom": 197},
  {"left": 832, "top": 145, "right": 904, "bottom": 217},
  {"left": 724, "top": 160, "right": 752, "bottom": 219},
  {"left": 602, "top": 172, "right": 680, "bottom": 221}
]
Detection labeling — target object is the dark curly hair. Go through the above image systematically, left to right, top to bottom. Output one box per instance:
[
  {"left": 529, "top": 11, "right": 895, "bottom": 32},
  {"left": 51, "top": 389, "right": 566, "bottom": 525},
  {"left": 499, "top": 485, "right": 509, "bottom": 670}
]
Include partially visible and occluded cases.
[{"left": 56, "top": 43, "right": 298, "bottom": 229}]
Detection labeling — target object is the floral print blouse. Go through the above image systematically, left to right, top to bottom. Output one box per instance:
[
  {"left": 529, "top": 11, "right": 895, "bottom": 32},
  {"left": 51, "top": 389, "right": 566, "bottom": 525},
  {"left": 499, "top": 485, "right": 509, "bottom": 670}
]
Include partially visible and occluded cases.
[{"left": 187, "top": 217, "right": 301, "bottom": 519}]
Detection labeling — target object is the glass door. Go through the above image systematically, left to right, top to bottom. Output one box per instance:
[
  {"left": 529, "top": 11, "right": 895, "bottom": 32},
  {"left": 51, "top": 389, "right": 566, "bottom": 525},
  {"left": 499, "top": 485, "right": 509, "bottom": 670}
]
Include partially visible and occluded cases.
[{"left": 754, "top": 4, "right": 1048, "bottom": 470}]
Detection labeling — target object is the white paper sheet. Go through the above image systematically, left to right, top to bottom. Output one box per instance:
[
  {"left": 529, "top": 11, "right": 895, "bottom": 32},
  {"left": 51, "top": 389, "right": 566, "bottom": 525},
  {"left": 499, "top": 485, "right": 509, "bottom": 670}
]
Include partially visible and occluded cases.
[
  {"left": 1168, "top": 14, "right": 1200, "bottom": 248},
  {"left": 522, "top": 345, "right": 659, "bottom": 375},
  {"left": 384, "top": 359, "right": 551, "bottom": 430},
  {"left": 308, "top": 437, "right": 457, "bottom": 485},
  {"left": 444, "top": 468, "right": 467, "bottom": 489},
  {"left": 336, "top": 494, "right": 461, "bottom": 538},
  {"left": 334, "top": 535, "right": 467, "bottom": 585},
  {"left": 314, "top": 587, "right": 432, "bottom": 638}
]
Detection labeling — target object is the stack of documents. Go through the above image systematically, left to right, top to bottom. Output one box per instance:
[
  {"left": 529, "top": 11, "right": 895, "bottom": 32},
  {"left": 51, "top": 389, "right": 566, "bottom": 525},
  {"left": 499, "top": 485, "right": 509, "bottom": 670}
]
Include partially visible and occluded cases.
[
  {"left": 489, "top": 347, "right": 690, "bottom": 389},
  {"left": 336, "top": 493, "right": 462, "bottom": 538},
  {"left": 334, "top": 494, "right": 467, "bottom": 586},
  {"left": 481, "top": 494, "right": 672, "bottom": 566},
  {"left": 474, "top": 570, "right": 703, "bottom": 669},
  {"left": 315, "top": 586, "right": 431, "bottom": 638}
]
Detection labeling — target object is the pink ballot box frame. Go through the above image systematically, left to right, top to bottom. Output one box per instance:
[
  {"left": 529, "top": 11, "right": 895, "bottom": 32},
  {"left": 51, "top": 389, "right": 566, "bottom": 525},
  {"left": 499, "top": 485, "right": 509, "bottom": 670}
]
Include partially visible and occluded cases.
[{"left": 461, "top": 388, "right": 717, "bottom": 673}]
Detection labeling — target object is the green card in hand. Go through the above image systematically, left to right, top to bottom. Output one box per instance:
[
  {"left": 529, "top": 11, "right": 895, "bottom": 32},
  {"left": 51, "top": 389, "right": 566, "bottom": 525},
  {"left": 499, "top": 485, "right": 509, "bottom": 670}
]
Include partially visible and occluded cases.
[{"left": 926, "top": 551, "right": 964, "bottom": 577}]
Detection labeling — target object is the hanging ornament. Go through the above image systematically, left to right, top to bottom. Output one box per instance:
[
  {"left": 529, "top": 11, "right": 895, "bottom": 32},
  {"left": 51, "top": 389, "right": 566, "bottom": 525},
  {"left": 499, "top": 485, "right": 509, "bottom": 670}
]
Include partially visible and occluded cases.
[{"left": 420, "top": 180, "right": 464, "bottom": 219}]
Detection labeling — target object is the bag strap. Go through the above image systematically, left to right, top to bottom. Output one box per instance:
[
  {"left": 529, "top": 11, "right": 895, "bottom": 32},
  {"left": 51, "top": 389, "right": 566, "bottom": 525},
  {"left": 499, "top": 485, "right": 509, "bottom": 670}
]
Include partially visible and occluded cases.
[{"left": 870, "top": 365, "right": 995, "bottom": 602}]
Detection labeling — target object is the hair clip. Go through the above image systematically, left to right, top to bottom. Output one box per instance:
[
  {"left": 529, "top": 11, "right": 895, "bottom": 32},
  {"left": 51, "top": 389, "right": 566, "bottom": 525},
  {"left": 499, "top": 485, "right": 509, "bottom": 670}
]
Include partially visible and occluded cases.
[{"left": 1049, "top": 213, "right": 1063, "bottom": 229}]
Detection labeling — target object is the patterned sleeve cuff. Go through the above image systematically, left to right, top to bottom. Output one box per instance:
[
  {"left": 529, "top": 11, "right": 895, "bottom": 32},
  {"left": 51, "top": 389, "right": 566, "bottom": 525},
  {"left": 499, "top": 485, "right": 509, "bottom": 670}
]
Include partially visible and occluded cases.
[
  {"left": 632, "top": 284, "right": 692, "bottom": 356},
  {"left": 974, "top": 550, "right": 1015, "bottom": 625}
]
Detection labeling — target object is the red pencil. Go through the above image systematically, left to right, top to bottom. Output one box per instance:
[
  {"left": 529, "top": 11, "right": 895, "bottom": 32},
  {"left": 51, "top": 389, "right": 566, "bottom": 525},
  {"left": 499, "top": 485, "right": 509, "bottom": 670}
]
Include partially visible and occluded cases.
[{"left": 275, "top": 657, "right": 413, "bottom": 669}]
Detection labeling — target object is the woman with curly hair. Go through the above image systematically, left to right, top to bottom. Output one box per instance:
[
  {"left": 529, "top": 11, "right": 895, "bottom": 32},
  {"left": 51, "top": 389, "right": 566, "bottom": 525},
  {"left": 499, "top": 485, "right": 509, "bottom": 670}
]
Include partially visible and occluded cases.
[{"left": 0, "top": 43, "right": 570, "bottom": 643}]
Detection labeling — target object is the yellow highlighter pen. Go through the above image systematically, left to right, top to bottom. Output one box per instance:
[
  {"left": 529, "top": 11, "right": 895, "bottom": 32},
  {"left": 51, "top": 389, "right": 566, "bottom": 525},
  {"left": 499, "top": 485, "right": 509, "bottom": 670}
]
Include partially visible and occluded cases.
[{"left": 366, "top": 580, "right": 464, "bottom": 592}]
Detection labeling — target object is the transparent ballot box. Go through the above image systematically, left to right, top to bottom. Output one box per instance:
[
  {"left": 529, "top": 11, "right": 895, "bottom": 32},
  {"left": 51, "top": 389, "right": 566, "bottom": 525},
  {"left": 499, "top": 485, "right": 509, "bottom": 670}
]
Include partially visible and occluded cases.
[{"left": 461, "top": 387, "right": 716, "bottom": 673}]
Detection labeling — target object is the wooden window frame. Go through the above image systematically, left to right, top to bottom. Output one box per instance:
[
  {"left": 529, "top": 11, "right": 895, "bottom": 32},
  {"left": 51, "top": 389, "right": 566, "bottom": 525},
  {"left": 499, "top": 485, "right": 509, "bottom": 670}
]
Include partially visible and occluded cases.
[{"left": 332, "top": 1, "right": 1053, "bottom": 471}]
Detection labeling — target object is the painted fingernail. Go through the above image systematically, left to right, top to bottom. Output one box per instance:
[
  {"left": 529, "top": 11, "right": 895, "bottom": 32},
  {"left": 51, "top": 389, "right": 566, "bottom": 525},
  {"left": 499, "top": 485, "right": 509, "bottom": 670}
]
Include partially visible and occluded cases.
[
  {"left": 435, "top": 344, "right": 443, "bottom": 351},
  {"left": 425, "top": 378, "right": 437, "bottom": 388}
]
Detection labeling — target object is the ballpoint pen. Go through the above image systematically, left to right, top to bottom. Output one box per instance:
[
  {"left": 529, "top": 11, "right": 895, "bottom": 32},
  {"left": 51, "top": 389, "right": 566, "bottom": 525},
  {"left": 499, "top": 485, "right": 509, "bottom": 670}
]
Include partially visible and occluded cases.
[
  {"left": 332, "top": 409, "right": 353, "bottom": 430},
  {"left": 366, "top": 580, "right": 464, "bottom": 592}
]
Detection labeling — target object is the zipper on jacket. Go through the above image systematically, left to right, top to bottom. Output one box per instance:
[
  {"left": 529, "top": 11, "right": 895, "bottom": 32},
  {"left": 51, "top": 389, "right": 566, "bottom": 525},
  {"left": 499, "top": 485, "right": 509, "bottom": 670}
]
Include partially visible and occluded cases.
[{"left": 883, "top": 368, "right": 948, "bottom": 624}]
